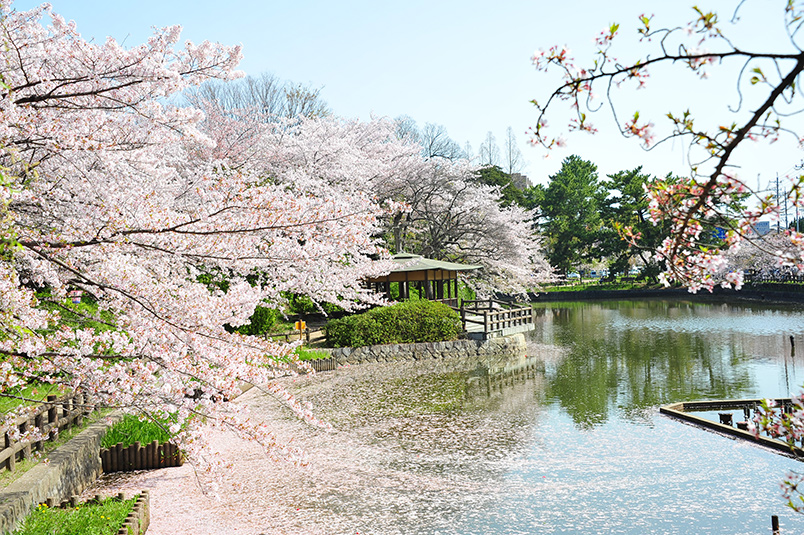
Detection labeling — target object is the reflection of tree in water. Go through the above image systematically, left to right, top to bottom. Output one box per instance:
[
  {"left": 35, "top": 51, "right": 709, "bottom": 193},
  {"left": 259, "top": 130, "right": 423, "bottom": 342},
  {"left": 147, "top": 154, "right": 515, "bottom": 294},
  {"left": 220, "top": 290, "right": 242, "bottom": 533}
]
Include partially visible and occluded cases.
[
  {"left": 534, "top": 299, "right": 779, "bottom": 429},
  {"left": 183, "top": 355, "right": 557, "bottom": 534},
  {"left": 286, "top": 356, "right": 554, "bottom": 480}
]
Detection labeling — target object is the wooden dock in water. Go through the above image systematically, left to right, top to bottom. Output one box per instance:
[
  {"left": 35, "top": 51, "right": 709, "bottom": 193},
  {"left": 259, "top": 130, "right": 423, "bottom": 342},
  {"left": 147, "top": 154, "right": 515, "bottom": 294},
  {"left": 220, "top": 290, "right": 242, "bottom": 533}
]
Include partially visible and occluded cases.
[{"left": 660, "top": 398, "right": 804, "bottom": 459}]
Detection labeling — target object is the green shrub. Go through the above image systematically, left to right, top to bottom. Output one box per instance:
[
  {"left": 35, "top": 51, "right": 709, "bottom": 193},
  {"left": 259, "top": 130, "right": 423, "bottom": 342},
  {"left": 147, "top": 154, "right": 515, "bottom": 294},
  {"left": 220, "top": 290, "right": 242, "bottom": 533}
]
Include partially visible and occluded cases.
[
  {"left": 284, "top": 292, "right": 344, "bottom": 315},
  {"left": 325, "top": 301, "right": 461, "bottom": 348},
  {"left": 232, "top": 305, "right": 281, "bottom": 336}
]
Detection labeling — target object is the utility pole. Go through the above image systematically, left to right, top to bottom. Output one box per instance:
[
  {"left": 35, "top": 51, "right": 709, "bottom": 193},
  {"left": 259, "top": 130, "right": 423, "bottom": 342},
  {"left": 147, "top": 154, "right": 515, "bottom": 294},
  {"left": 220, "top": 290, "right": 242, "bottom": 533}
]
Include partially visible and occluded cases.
[
  {"left": 776, "top": 173, "right": 781, "bottom": 233},
  {"left": 781, "top": 173, "right": 789, "bottom": 229}
]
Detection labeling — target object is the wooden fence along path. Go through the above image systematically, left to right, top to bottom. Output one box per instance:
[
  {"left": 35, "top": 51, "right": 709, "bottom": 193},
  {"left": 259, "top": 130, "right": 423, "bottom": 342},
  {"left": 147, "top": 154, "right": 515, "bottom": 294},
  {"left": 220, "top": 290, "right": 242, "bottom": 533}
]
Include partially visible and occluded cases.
[
  {"left": 455, "top": 299, "right": 534, "bottom": 337},
  {"left": 0, "top": 391, "right": 93, "bottom": 473},
  {"left": 101, "top": 440, "right": 182, "bottom": 472}
]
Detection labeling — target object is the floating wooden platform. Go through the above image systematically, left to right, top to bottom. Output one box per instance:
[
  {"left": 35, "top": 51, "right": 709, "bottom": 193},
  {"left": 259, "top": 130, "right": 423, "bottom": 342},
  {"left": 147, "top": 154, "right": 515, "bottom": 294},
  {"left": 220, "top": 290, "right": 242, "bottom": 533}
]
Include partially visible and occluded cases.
[{"left": 660, "top": 398, "right": 804, "bottom": 460}]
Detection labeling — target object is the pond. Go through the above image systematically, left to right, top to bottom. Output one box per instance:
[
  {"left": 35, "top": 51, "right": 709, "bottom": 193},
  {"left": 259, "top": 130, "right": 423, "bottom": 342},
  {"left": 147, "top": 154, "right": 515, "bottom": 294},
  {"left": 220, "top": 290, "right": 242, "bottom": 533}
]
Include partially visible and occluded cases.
[
  {"left": 92, "top": 298, "right": 804, "bottom": 534},
  {"left": 264, "top": 298, "right": 804, "bottom": 535}
]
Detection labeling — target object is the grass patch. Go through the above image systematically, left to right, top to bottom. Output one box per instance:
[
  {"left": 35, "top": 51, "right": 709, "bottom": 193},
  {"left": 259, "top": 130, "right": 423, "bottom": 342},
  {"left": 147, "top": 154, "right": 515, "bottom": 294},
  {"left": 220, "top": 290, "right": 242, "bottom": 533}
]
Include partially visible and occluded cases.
[
  {"left": 538, "top": 280, "right": 657, "bottom": 292},
  {"left": 271, "top": 318, "right": 298, "bottom": 333},
  {"left": 295, "top": 347, "right": 330, "bottom": 361},
  {"left": 0, "top": 383, "right": 66, "bottom": 414},
  {"left": 101, "top": 414, "right": 172, "bottom": 449},
  {"left": 13, "top": 495, "right": 137, "bottom": 535}
]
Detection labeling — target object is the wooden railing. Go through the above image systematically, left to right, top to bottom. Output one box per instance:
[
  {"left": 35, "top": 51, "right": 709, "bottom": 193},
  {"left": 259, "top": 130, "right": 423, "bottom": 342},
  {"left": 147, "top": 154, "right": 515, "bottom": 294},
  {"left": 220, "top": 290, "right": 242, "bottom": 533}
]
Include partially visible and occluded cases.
[
  {"left": 455, "top": 299, "right": 534, "bottom": 335},
  {"left": 265, "top": 328, "right": 311, "bottom": 342},
  {"left": 0, "top": 391, "right": 93, "bottom": 473}
]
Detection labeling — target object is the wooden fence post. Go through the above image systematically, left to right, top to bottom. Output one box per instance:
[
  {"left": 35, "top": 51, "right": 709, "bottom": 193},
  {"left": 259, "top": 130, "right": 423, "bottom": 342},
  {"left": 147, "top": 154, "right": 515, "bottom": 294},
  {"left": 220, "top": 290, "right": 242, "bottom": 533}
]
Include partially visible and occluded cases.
[
  {"left": 82, "top": 391, "right": 93, "bottom": 417},
  {"left": 74, "top": 392, "right": 83, "bottom": 427},
  {"left": 47, "top": 395, "right": 58, "bottom": 442},
  {"left": 63, "top": 396, "right": 73, "bottom": 432},
  {"left": 34, "top": 412, "right": 43, "bottom": 452},
  {"left": 19, "top": 419, "right": 30, "bottom": 460},
  {"left": 5, "top": 430, "right": 14, "bottom": 472},
  {"left": 148, "top": 440, "right": 157, "bottom": 469},
  {"left": 135, "top": 441, "right": 142, "bottom": 471},
  {"left": 113, "top": 443, "right": 122, "bottom": 472}
]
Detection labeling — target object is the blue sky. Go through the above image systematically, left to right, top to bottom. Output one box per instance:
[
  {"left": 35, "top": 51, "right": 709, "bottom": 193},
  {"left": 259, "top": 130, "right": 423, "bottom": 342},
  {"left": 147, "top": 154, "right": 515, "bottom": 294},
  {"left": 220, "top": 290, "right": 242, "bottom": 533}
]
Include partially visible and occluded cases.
[{"left": 10, "top": 1, "right": 804, "bottom": 195}]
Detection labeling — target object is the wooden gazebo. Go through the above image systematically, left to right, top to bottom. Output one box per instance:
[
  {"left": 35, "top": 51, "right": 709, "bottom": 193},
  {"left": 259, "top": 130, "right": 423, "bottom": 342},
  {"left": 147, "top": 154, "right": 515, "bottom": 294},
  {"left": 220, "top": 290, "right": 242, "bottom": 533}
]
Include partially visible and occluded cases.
[{"left": 365, "top": 253, "right": 481, "bottom": 304}]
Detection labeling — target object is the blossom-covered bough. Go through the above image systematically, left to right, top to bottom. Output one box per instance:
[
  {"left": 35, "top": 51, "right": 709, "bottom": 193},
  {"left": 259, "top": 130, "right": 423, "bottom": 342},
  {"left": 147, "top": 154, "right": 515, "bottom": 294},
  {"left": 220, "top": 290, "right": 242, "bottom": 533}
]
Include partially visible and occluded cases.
[
  {"left": 531, "top": 1, "right": 804, "bottom": 510},
  {"left": 0, "top": 2, "right": 405, "bottom": 468},
  {"left": 531, "top": 2, "right": 804, "bottom": 293}
]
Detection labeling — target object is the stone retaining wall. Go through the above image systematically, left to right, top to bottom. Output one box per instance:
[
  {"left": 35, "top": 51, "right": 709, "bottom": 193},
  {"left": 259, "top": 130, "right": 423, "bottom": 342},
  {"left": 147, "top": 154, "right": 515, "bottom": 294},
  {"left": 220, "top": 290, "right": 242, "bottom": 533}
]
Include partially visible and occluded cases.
[
  {"left": 318, "top": 333, "right": 527, "bottom": 367},
  {"left": 0, "top": 412, "right": 122, "bottom": 534}
]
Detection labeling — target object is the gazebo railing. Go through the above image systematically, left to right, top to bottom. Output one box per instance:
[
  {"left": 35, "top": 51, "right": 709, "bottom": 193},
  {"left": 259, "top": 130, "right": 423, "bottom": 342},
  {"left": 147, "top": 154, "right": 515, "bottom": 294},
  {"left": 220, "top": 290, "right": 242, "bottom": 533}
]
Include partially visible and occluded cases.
[{"left": 452, "top": 299, "right": 534, "bottom": 335}]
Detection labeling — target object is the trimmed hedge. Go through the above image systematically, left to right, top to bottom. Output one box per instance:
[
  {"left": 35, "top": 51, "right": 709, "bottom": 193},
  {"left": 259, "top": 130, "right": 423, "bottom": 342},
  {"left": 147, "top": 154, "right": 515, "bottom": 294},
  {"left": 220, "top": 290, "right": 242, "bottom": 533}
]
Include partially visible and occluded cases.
[{"left": 325, "top": 301, "right": 462, "bottom": 348}]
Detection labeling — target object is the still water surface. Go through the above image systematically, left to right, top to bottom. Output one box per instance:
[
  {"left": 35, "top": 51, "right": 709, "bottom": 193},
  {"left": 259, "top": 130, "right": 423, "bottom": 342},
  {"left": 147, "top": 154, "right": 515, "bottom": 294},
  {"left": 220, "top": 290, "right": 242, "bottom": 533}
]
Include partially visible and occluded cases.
[{"left": 281, "top": 298, "right": 804, "bottom": 534}]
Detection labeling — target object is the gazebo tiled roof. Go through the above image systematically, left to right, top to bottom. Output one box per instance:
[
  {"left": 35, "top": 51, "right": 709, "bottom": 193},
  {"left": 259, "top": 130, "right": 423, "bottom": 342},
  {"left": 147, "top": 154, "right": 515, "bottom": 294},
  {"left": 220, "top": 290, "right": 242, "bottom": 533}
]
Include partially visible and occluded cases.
[
  {"left": 365, "top": 253, "right": 481, "bottom": 302},
  {"left": 383, "top": 253, "right": 482, "bottom": 273}
]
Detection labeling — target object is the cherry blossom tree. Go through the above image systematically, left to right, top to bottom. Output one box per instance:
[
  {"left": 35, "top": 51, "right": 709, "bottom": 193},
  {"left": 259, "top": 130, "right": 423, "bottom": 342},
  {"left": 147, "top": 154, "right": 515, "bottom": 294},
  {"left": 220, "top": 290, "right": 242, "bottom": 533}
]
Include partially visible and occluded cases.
[
  {"left": 529, "top": 1, "right": 804, "bottom": 293},
  {"left": 0, "top": 2, "right": 397, "bottom": 466},
  {"left": 184, "top": 71, "right": 331, "bottom": 120},
  {"left": 193, "top": 103, "right": 552, "bottom": 299},
  {"left": 377, "top": 156, "right": 553, "bottom": 296},
  {"left": 722, "top": 232, "right": 802, "bottom": 279}
]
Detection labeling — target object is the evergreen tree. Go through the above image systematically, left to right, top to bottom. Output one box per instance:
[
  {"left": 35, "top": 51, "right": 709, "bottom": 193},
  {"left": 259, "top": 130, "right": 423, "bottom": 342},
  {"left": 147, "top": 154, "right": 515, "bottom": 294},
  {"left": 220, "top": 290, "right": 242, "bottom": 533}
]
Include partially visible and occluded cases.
[{"left": 540, "top": 155, "right": 606, "bottom": 275}]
